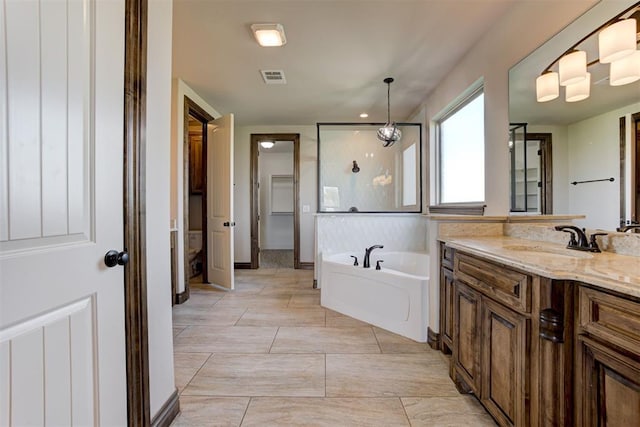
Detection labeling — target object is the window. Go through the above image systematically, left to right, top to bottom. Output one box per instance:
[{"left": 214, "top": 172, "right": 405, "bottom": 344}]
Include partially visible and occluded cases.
[{"left": 437, "top": 89, "right": 485, "bottom": 205}]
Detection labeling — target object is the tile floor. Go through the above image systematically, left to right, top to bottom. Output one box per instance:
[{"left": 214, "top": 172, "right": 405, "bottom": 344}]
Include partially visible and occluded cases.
[{"left": 171, "top": 268, "right": 496, "bottom": 426}]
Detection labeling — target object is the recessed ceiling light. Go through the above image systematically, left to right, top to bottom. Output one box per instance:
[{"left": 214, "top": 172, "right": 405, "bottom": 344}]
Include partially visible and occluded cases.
[
  {"left": 251, "top": 23, "right": 286, "bottom": 47},
  {"left": 359, "top": 113, "right": 369, "bottom": 118},
  {"left": 260, "top": 141, "right": 275, "bottom": 149}
]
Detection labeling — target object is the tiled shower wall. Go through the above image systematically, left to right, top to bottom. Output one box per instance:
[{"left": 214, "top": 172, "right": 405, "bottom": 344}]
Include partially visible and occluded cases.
[{"left": 315, "top": 214, "right": 428, "bottom": 284}]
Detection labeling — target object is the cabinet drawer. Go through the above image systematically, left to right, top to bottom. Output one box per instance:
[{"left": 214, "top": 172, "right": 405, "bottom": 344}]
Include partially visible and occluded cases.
[
  {"left": 441, "top": 243, "right": 455, "bottom": 270},
  {"left": 454, "top": 253, "right": 531, "bottom": 313},
  {"left": 578, "top": 286, "right": 640, "bottom": 357}
]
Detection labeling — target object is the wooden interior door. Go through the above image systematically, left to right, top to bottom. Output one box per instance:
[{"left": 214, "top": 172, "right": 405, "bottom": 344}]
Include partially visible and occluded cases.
[
  {"left": 0, "top": 0, "right": 127, "bottom": 424},
  {"left": 206, "top": 114, "right": 235, "bottom": 289}
]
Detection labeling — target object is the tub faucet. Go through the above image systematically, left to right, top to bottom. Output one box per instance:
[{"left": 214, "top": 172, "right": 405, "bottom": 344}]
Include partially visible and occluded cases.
[{"left": 363, "top": 245, "right": 384, "bottom": 268}]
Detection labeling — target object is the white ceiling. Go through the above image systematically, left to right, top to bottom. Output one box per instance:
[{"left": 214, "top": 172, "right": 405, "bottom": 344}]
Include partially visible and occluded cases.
[{"left": 172, "top": 0, "right": 518, "bottom": 126}]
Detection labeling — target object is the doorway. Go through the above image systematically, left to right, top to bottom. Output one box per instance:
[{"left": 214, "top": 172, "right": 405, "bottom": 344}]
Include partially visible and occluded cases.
[
  {"left": 180, "top": 97, "right": 214, "bottom": 303},
  {"left": 250, "top": 134, "right": 301, "bottom": 269}
]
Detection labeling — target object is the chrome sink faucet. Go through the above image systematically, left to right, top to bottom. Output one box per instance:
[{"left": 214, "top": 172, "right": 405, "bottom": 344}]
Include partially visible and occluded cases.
[
  {"left": 554, "top": 225, "right": 606, "bottom": 253},
  {"left": 363, "top": 245, "right": 384, "bottom": 268}
]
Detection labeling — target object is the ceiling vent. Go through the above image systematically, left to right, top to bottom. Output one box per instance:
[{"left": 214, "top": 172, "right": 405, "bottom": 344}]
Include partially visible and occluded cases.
[{"left": 260, "top": 69, "right": 286, "bottom": 84}]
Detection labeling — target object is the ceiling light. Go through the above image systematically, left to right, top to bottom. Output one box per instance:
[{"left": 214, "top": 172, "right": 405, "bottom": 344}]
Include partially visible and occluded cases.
[
  {"left": 598, "top": 18, "right": 637, "bottom": 64},
  {"left": 251, "top": 23, "right": 286, "bottom": 47},
  {"left": 559, "top": 50, "right": 587, "bottom": 86},
  {"left": 610, "top": 50, "right": 640, "bottom": 86},
  {"left": 536, "top": 71, "right": 559, "bottom": 102},
  {"left": 566, "top": 72, "right": 591, "bottom": 102},
  {"left": 377, "top": 77, "right": 401, "bottom": 147},
  {"left": 359, "top": 113, "right": 369, "bottom": 118},
  {"left": 260, "top": 141, "right": 275, "bottom": 149}
]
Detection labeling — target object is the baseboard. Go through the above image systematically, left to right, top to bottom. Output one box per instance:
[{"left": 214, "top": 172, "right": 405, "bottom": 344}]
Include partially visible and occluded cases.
[
  {"left": 234, "top": 262, "right": 252, "bottom": 269},
  {"left": 298, "top": 262, "right": 314, "bottom": 270},
  {"left": 175, "top": 291, "right": 188, "bottom": 305},
  {"left": 427, "top": 327, "right": 440, "bottom": 350},
  {"left": 151, "top": 388, "right": 180, "bottom": 427}
]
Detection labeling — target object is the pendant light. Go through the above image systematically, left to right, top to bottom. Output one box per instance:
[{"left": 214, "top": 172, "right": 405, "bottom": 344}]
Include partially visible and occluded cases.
[
  {"left": 559, "top": 50, "right": 587, "bottom": 86},
  {"left": 566, "top": 72, "right": 591, "bottom": 102},
  {"left": 377, "top": 77, "right": 402, "bottom": 147}
]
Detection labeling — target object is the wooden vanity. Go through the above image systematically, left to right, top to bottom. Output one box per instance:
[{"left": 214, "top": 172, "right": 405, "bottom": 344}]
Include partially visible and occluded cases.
[{"left": 439, "top": 240, "right": 640, "bottom": 427}]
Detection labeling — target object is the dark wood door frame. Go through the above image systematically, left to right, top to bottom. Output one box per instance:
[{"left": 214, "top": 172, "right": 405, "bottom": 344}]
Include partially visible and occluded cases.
[
  {"left": 177, "top": 97, "right": 214, "bottom": 304},
  {"left": 620, "top": 112, "right": 640, "bottom": 226},
  {"left": 527, "top": 133, "right": 553, "bottom": 214},
  {"left": 250, "top": 134, "right": 301, "bottom": 269}
]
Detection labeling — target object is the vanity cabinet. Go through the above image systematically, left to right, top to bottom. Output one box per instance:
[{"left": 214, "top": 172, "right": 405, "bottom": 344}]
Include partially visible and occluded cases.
[
  {"left": 439, "top": 242, "right": 455, "bottom": 354},
  {"left": 441, "top": 245, "right": 573, "bottom": 427},
  {"left": 575, "top": 286, "right": 640, "bottom": 427}
]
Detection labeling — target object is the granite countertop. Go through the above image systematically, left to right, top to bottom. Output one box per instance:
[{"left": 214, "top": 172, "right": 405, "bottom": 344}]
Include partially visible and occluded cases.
[{"left": 443, "top": 236, "right": 640, "bottom": 299}]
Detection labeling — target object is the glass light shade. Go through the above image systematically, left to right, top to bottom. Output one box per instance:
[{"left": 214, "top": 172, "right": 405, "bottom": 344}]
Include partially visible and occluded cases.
[
  {"left": 598, "top": 18, "right": 637, "bottom": 64},
  {"left": 251, "top": 24, "right": 286, "bottom": 47},
  {"left": 559, "top": 50, "right": 587, "bottom": 86},
  {"left": 610, "top": 50, "right": 640, "bottom": 86},
  {"left": 536, "top": 72, "right": 559, "bottom": 102},
  {"left": 566, "top": 72, "right": 591, "bottom": 102},
  {"left": 377, "top": 123, "right": 402, "bottom": 147},
  {"left": 260, "top": 141, "right": 275, "bottom": 149}
]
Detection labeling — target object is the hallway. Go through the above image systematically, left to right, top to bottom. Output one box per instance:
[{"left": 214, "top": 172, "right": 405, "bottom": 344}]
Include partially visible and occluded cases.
[{"left": 171, "top": 268, "right": 496, "bottom": 426}]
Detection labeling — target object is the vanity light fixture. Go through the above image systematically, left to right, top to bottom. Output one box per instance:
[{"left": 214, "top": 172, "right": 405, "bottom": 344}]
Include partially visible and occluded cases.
[
  {"left": 535, "top": 3, "right": 639, "bottom": 103},
  {"left": 251, "top": 23, "right": 287, "bottom": 47},
  {"left": 610, "top": 50, "right": 640, "bottom": 85},
  {"left": 566, "top": 72, "right": 591, "bottom": 102},
  {"left": 377, "top": 77, "right": 402, "bottom": 147},
  {"left": 260, "top": 141, "right": 275, "bottom": 149}
]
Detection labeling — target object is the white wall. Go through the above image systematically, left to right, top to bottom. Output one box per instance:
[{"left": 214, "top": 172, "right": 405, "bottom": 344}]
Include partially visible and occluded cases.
[
  {"left": 146, "top": 0, "right": 175, "bottom": 418},
  {"left": 170, "top": 79, "right": 220, "bottom": 293},
  {"left": 568, "top": 101, "right": 640, "bottom": 230},
  {"left": 234, "top": 125, "right": 317, "bottom": 263},
  {"left": 260, "top": 151, "right": 294, "bottom": 249}
]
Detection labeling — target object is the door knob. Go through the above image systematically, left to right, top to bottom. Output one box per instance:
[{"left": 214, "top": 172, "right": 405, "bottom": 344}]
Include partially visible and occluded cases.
[
  {"left": 223, "top": 221, "right": 236, "bottom": 227},
  {"left": 104, "top": 250, "right": 129, "bottom": 268}
]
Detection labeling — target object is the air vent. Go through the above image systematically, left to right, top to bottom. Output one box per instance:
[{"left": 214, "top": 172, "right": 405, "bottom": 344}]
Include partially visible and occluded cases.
[{"left": 260, "top": 69, "right": 286, "bottom": 84}]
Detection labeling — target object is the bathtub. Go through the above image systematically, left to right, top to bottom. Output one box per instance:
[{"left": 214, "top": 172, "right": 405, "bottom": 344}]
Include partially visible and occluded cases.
[{"left": 320, "top": 251, "right": 429, "bottom": 342}]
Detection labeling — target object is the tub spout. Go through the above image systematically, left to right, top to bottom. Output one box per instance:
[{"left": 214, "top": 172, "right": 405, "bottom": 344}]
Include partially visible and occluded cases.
[{"left": 363, "top": 245, "right": 384, "bottom": 268}]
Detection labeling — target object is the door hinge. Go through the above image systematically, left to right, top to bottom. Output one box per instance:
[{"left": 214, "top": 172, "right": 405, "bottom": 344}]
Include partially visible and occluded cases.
[
  {"left": 537, "top": 149, "right": 542, "bottom": 156},
  {"left": 538, "top": 181, "right": 542, "bottom": 188},
  {"left": 257, "top": 182, "right": 260, "bottom": 189},
  {"left": 257, "top": 214, "right": 260, "bottom": 221}
]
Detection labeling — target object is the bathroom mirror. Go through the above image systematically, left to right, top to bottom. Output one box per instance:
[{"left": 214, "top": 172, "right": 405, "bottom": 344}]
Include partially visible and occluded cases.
[
  {"left": 509, "top": 1, "right": 640, "bottom": 230},
  {"left": 317, "top": 123, "right": 422, "bottom": 213}
]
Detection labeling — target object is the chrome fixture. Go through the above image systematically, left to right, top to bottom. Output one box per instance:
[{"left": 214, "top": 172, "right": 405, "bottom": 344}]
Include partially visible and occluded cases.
[
  {"left": 536, "top": 3, "right": 640, "bottom": 103},
  {"left": 377, "top": 77, "right": 401, "bottom": 147},
  {"left": 352, "top": 160, "right": 360, "bottom": 173},
  {"left": 554, "top": 225, "right": 607, "bottom": 252},
  {"left": 363, "top": 244, "right": 384, "bottom": 268}
]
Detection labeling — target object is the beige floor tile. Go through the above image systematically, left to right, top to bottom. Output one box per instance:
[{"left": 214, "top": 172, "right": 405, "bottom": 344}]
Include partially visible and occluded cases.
[
  {"left": 180, "top": 292, "right": 225, "bottom": 306},
  {"left": 287, "top": 293, "right": 321, "bottom": 307},
  {"left": 212, "top": 294, "right": 292, "bottom": 309},
  {"left": 172, "top": 306, "right": 247, "bottom": 326},
  {"left": 236, "top": 307, "right": 326, "bottom": 327},
  {"left": 325, "top": 309, "right": 372, "bottom": 328},
  {"left": 173, "top": 326, "right": 278, "bottom": 353},
  {"left": 173, "top": 326, "right": 187, "bottom": 338},
  {"left": 270, "top": 327, "right": 380, "bottom": 354},
  {"left": 373, "top": 327, "right": 431, "bottom": 353},
  {"left": 174, "top": 352, "right": 211, "bottom": 368},
  {"left": 326, "top": 353, "right": 459, "bottom": 397},
  {"left": 182, "top": 354, "right": 325, "bottom": 397},
  {"left": 171, "top": 396, "right": 249, "bottom": 426},
  {"left": 401, "top": 396, "right": 497, "bottom": 426},
  {"left": 241, "top": 397, "right": 410, "bottom": 426}
]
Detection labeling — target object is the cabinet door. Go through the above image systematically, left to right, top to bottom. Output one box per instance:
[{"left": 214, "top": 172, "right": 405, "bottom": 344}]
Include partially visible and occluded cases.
[
  {"left": 440, "top": 267, "right": 455, "bottom": 353},
  {"left": 453, "top": 280, "right": 482, "bottom": 395},
  {"left": 481, "top": 298, "right": 528, "bottom": 427},
  {"left": 577, "top": 335, "right": 640, "bottom": 427}
]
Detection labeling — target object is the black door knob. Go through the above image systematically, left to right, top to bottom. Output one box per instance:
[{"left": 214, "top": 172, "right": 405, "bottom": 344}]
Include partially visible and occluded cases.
[{"left": 104, "top": 250, "right": 129, "bottom": 268}]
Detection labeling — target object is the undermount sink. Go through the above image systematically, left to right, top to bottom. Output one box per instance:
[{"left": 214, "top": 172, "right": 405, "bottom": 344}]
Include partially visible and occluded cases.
[{"left": 502, "top": 244, "right": 594, "bottom": 259}]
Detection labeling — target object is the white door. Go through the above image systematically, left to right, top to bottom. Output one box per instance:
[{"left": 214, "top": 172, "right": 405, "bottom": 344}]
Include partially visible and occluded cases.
[
  {"left": 0, "top": 0, "right": 127, "bottom": 425},
  {"left": 206, "top": 114, "right": 235, "bottom": 290}
]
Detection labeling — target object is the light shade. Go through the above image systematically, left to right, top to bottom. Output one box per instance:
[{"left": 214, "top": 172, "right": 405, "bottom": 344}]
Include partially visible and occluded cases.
[
  {"left": 598, "top": 18, "right": 637, "bottom": 64},
  {"left": 251, "top": 23, "right": 287, "bottom": 47},
  {"left": 559, "top": 50, "right": 587, "bottom": 86},
  {"left": 610, "top": 50, "right": 640, "bottom": 86},
  {"left": 536, "top": 71, "right": 559, "bottom": 102},
  {"left": 566, "top": 72, "right": 591, "bottom": 102},
  {"left": 260, "top": 141, "right": 275, "bottom": 149}
]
